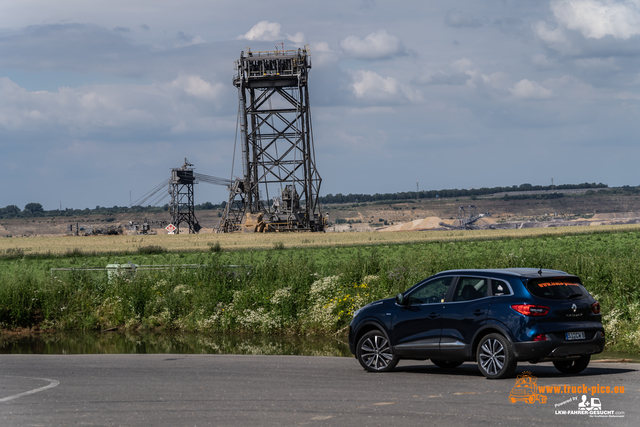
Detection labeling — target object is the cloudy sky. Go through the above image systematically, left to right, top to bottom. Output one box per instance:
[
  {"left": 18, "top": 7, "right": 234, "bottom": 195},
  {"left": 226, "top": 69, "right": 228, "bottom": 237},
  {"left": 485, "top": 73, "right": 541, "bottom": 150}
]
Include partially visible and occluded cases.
[{"left": 2, "top": 0, "right": 640, "bottom": 210}]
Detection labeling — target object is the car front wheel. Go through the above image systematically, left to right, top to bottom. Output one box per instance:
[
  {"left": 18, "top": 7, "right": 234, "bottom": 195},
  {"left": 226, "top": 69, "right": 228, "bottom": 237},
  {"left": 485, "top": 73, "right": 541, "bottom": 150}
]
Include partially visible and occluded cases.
[
  {"left": 356, "top": 330, "right": 399, "bottom": 372},
  {"left": 476, "top": 333, "right": 517, "bottom": 379},
  {"left": 553, "top": 355, "right": 590, "bottom": 374}
]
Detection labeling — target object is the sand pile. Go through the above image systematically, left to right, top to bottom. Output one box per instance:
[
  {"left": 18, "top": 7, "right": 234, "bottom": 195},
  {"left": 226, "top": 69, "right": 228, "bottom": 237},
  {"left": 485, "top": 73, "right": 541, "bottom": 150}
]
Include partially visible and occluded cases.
[
  {"left": 379, "top": 217, "right": 442, "bottom": 232},
  {"left": 475, "top": 217, "right": 497, "bottom": 225}
]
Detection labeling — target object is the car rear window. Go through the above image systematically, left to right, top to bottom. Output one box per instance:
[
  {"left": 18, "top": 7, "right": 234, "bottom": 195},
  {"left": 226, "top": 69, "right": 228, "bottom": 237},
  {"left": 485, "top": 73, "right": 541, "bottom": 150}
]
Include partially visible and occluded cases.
[
  {"left": 526, "top": 277, "right": 589, "bottom": 300},
  {"left": 491, "top": 280, "right": 512, "bottom": 296}
]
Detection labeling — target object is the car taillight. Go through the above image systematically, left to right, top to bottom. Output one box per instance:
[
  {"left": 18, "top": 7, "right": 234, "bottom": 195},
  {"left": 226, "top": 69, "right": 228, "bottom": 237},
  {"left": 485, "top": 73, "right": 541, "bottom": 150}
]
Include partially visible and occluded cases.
[
  {"left": 591, "top": 302, "right": 601, "bottom": 314},
  {"left": 511, "top": 304, "right": 550, "bottom": 317},
  {"left": 533, "top": 334, "right": 548, "bottom": 342}
]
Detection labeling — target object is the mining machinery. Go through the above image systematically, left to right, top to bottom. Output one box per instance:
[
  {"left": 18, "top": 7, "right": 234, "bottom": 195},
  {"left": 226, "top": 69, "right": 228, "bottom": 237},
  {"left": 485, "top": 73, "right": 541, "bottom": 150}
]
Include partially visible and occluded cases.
[
  {"left": 218, "top": 46, "right": 325, "bottom": 233},
  {"left": 440, "top": 205, "right": 489, "bottom": 230}
]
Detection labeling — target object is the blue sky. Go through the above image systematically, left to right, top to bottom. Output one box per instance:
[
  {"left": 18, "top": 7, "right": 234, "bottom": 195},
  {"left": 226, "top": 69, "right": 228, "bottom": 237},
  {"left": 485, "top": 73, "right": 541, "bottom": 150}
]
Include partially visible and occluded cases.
[{"left": 1, "top": 0, "right": 640, "bottom": 210}]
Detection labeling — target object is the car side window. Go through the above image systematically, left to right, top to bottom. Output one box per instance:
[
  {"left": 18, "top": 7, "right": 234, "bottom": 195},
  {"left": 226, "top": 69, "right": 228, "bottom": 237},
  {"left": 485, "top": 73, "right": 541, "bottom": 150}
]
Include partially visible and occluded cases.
[
  {"left": 407, "top": 277, "right": 453, "bottom": 305},
  {"left": 452, "top": 277, "right": 488, "bottom": 302},
  {"left": 491, "top": 279, "right": 512, "bottom": 296}
]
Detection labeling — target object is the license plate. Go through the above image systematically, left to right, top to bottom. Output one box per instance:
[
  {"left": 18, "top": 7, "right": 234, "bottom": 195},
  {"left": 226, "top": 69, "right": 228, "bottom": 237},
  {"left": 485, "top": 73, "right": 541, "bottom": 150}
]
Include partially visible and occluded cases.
[{"left": 566, "top": 331, "right": 586, "bottom": 340}]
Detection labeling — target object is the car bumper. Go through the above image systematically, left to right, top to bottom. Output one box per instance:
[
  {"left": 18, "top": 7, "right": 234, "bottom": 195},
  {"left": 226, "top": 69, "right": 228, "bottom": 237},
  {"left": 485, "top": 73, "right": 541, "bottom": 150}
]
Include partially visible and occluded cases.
[{"left": 513, "top": 332, "right": 605, "bottom": 362}]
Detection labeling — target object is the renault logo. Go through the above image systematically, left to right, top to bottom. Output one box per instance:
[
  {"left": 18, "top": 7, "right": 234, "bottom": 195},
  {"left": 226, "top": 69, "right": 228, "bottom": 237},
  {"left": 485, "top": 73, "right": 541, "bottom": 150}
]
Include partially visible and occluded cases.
[{"left": 571, "top": 303, "right": 577, "bottom": 313}]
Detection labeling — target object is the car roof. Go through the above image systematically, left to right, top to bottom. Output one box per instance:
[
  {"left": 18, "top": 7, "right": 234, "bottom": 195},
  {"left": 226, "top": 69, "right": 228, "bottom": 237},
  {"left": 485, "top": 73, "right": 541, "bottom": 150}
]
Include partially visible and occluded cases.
[{"left": 432, "top": 268, "right": 571, "bottom": 279}]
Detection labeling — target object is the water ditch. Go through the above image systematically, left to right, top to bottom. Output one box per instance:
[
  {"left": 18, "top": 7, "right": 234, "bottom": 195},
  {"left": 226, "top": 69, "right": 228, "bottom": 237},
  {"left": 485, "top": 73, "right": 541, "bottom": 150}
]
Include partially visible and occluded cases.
[
  {"left": 0, "top": 331, "right": 352, "bottom": 357},
  {"left": 1, "top": 331, "right": 638, "bottom": 362}
]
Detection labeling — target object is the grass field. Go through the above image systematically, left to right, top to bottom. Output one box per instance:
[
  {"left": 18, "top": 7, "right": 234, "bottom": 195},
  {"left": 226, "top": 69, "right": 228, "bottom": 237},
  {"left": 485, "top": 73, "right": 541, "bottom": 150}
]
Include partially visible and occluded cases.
[
  {"left": 3, "top": 224, "right": 640, "bottom": 255},
  {"left": 1, "top": 225, "right": 640, "bottom": 353}
]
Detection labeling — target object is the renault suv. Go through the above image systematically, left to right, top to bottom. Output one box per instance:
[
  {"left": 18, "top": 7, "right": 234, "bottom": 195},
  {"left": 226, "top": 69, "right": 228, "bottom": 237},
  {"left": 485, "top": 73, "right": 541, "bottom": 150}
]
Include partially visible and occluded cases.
[{"left": 348, "top": 268, "right": 605, "bottom": 379}]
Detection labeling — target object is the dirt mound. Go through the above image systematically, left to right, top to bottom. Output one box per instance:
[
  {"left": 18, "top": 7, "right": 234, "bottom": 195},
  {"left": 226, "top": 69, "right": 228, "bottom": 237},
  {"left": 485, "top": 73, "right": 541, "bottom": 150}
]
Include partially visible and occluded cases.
[
  {"left": 592, "top": 212, "right": 640, "bottom": 220},
  {"left": 379, "top": 217, "right": 442, "bottom": 232},
  {"left": 475, "top": 217, "right": 497, "bottom": 225}
]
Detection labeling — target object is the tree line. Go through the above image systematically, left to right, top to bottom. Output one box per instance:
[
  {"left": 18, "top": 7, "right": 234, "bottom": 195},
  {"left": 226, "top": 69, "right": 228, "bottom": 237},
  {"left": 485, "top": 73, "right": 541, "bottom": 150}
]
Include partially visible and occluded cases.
[
  {"left": 0, "top": 182, "right": 616, "bottom": 219},
  {"left": 318, "top": 182, "right": 608, "bottom": 205},
  {"left": 0, "top": 202, "right": 225, "bottom": 220}
]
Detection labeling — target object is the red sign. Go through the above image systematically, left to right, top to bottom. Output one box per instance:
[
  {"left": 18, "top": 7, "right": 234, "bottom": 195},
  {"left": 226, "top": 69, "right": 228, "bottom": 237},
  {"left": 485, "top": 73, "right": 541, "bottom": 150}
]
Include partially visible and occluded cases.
[{"left": 166, "top": 224, "right": 177, "bottom": 233}]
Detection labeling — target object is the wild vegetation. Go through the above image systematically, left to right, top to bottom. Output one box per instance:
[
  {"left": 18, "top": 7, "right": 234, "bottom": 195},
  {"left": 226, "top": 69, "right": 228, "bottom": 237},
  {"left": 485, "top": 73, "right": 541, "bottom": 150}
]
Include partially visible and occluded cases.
[{"left": 1, "top": 226, "right": 640, "bottom": 353}]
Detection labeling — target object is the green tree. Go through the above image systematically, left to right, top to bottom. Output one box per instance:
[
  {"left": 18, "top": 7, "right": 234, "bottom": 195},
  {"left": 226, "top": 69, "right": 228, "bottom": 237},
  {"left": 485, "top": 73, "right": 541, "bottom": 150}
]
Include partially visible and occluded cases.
[{"left": 24, "top": 203, "right": 44, "bottom": 216}]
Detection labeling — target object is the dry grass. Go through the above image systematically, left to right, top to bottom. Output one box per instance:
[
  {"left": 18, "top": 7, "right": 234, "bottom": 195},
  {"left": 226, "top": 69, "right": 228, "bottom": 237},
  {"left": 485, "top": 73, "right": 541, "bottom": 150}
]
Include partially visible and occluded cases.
[{"left": 2, "top": 224, "right": 640, "bottom": 255}]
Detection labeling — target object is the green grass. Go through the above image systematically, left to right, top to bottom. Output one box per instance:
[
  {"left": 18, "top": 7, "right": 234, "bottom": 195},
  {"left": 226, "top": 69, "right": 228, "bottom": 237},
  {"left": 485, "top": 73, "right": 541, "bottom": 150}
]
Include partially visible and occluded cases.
[{"left": 1, "top": 229, "right": 640, "bottom": 352}]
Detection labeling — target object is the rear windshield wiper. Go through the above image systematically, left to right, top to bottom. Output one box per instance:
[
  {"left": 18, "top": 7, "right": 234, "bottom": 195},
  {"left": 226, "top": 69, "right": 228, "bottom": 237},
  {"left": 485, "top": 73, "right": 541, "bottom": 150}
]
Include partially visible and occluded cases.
[{"left": 567, "top": 293, "right": 583, "bottom": 300}]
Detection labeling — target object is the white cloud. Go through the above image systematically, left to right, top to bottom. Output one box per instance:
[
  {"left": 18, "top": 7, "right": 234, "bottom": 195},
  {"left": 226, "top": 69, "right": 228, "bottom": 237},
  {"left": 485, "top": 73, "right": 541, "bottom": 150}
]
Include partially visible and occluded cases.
[
  {"left": 551, "top": 0, "right": 640, "bottom": 39},
  {"left": 533, "top": 20, "right": 577, "bottom": 55},
  {"left": 238, "top": 21, "right": 282, "bottom": 41},
  {"left": 238, "top": 21, "right": 305, "bottom": 45},
  {"left": 534, "top": 21, "right": 568, "bottom": 45},
  {"left": 339, "top": 29, "right": 406, "bottom": 59},
  {"left": 286, "top": 32, "right": 306, "bottom": 46},
  {"left": 310, "top": 41, "right": 338, "bottom": 66},
  {"left": 451, "top": 57, "right": 475, "bottom": 74},
  {"left": 414, "top": 58, "right": 475, "bottom": 86},
  {"left": 351, "top": 70, "right": 419, "bottom": 103},
  {"left": 479, "top": 71, "right": 512, "bottom": 91},
  {"left": 166, "top": 75, "right": 224, "bottom": 101},
  {"left": 509, "top": 79, "right": 553, "bottom": 99}
]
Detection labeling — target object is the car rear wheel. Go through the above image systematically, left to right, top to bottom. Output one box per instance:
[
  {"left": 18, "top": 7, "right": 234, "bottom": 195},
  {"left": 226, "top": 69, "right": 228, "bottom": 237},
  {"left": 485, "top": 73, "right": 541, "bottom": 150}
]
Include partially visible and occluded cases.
[
  {"left": 356, "top": 330, "right": 399, "bottom": 372},
  {"left": 476, "top": 333, "right": 517, "bottom": 379},
  {"left": 553, "top": 355, "right": 590, "bottom": 374},
  {"left": 431, "top": 359, "right": 464, "bottom": 369}
]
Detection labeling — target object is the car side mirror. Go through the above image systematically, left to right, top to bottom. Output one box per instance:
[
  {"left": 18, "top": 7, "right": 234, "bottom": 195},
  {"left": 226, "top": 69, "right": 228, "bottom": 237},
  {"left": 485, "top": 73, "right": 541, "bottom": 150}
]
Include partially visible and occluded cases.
[{"left": 395, "top": 293, "right": 406, "bottom": 306}]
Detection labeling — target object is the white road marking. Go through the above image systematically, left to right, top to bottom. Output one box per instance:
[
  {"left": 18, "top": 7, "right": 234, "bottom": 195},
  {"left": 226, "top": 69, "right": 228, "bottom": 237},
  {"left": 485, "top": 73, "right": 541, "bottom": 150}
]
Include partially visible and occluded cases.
[{"left": 0, "top": 377, "right": 60, "bottom": 403}]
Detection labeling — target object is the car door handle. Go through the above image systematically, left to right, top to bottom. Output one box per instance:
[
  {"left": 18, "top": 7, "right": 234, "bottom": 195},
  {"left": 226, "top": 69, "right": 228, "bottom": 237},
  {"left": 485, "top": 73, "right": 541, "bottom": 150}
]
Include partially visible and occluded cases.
[
  {"left": 473, "top": 309, "right": 485, "bottom": 316},
  {"left": 428, "top": 312, "right": 440, "bottom": 318}
]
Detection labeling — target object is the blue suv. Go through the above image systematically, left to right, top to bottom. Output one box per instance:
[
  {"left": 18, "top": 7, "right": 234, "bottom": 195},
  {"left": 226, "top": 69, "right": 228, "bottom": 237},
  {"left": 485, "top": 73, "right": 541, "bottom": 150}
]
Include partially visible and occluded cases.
[{"left": 348, "top": 268, "right": 605, "bottom": 379}]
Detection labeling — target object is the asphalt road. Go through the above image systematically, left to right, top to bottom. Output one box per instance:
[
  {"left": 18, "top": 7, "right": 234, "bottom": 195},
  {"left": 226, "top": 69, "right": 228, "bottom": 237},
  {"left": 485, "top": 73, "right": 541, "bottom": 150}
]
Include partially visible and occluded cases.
[{"left": 1, "top": 355, "right": 638, "bottom": 426}]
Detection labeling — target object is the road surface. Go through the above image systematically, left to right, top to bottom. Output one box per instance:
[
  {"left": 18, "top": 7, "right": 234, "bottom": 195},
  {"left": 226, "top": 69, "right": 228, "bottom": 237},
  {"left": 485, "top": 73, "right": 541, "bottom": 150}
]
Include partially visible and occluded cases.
[{"left": 1, "top": 355, "right": 637, "bottom": 426}]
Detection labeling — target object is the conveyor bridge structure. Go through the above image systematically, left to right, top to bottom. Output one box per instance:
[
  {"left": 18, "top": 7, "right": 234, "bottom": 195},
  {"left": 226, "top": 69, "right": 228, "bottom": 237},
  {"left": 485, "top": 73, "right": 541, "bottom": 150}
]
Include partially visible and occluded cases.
[{"left": 218, "top": 47, "right": 324, "bottom": 233}]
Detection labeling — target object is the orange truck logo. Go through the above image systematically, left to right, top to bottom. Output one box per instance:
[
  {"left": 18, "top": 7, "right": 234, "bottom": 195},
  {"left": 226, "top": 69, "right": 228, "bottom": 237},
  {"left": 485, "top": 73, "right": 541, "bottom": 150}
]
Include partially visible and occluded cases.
[{"left": 509, "top": 372, "right": 547, "bottom": 404}]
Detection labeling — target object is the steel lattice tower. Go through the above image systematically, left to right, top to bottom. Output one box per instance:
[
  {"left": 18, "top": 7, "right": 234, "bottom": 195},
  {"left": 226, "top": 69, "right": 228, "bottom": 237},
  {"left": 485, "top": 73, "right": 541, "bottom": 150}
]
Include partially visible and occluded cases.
[
  {"left": 219, "top": 47, "right": 324, "bottom": 233},
  {"left": 170, "top": 159, "right": 201, "bottom": 234}
]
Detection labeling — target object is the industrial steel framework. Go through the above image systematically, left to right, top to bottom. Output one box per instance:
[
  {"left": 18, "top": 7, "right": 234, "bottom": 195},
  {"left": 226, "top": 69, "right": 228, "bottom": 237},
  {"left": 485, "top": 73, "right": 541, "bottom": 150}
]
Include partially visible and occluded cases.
[
  {"left": 218, "top": 47, "right": 324, "bottom": 233},
  {"left": 170, "top": 159, "right": 201, "bottom": 234}
]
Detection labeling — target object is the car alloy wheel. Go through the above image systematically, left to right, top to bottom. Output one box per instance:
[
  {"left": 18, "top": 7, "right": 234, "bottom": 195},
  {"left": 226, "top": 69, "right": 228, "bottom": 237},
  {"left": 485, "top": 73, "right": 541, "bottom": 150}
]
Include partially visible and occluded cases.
[
  {"left": 356, "top": 330, "right": 399, "bottom": 372},
  {"left": 476, "top": 333, "right": 517, "bottom": 379}
]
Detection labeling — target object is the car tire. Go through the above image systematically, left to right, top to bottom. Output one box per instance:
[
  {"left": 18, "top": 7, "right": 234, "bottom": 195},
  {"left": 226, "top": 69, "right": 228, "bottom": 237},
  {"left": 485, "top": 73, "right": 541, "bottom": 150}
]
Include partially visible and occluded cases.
[
  {"left": 356, "top": 330, "right": 399, "bottom": 372},
  {"left": 476, "top": 333, "right": 517, "bottom": 379},
  {"left": 553, "top": 355, "right": 590, "bottom": 374},
  {"left": 431, "top": 359, "right": 463, "bottom": 369}
]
